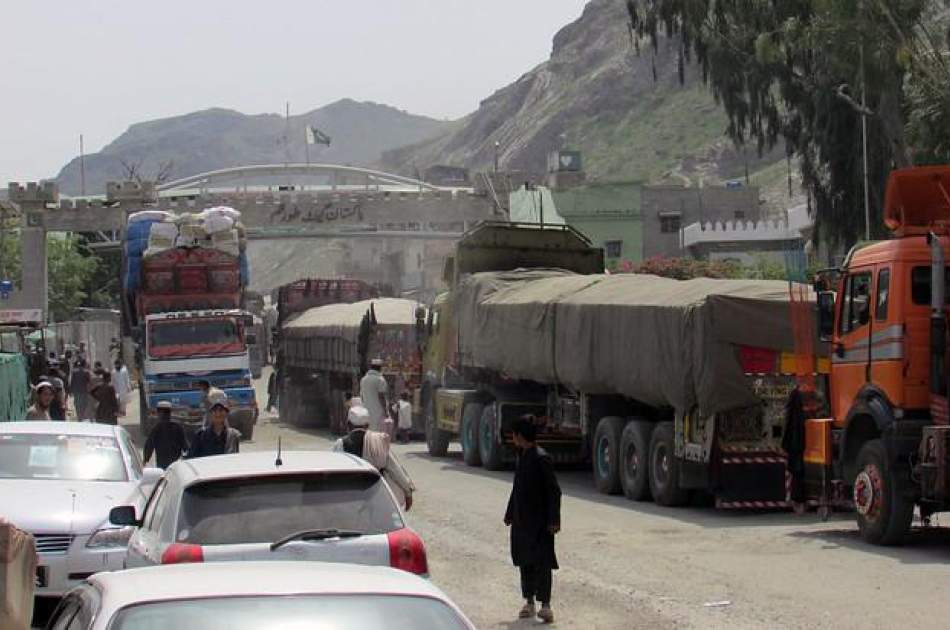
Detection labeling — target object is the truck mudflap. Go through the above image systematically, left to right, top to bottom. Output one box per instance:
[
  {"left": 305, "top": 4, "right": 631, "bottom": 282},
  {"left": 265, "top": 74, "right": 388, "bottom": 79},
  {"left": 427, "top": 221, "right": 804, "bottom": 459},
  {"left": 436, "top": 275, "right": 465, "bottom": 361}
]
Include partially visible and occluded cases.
[
  {"left": 919, "top": 425, "right": 950, "bottom": 503},
  {"left": 714, "top": 445, "right": 790, "bottom": 509}
]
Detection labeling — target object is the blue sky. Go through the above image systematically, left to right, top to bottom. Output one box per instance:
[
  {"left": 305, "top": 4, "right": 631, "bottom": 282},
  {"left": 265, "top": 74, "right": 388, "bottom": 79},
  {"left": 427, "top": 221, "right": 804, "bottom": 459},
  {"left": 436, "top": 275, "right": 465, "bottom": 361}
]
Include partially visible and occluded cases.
[{"left": 1, "top": 0, "right": 589, "bottom": 183}]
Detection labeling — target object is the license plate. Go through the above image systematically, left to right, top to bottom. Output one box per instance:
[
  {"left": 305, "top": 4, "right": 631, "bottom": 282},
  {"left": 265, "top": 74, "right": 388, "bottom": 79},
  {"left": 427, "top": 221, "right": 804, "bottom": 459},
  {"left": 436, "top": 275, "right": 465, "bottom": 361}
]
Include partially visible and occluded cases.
[{"left": 35, "top": 566, "right": 48, "bottom": 588}]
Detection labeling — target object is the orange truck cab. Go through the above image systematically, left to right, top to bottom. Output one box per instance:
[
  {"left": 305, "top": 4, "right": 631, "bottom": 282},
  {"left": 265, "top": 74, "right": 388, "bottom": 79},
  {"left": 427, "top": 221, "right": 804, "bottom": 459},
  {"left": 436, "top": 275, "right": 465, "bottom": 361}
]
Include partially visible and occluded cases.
[{"left": 809, "top": 166, "right": 950, "bottom": 544}]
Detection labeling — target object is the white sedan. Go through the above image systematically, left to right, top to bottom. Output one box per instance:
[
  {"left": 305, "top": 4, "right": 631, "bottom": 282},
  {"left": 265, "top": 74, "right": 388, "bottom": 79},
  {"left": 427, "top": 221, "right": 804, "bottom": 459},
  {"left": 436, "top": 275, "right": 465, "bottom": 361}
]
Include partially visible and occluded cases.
[
  {"left": 0, "top": 421, "right": 162, "bottom": 599},
  {"left": 114, "top": 451, "right": 428, "bottom": 575},
  {"left": 47, "top": 561, "right": 476, "bottom": 629}
]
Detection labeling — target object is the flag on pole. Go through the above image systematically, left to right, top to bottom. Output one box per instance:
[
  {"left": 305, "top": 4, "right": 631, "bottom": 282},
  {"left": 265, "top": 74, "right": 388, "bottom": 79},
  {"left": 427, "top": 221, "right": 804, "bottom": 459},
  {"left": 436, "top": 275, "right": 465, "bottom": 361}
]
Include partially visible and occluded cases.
[{"left": 306, "top": 126, "right": 332, "bottom": 146}]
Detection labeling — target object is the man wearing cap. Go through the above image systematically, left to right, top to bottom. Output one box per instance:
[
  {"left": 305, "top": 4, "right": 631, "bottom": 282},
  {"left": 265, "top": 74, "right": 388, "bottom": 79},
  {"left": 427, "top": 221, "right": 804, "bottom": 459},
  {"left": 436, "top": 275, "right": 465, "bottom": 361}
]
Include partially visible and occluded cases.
[
  {"left": 359, "top": 359, "right": 389, "bottom": 432},
  {"left": 26, "top": 382, "right": 55, "bottom": 420},
  {"left": 187, "top": 391, "right": 241, "bottom": 458},
  {"left": 144, "top": 401, "right": 189, "bottom": 469}
]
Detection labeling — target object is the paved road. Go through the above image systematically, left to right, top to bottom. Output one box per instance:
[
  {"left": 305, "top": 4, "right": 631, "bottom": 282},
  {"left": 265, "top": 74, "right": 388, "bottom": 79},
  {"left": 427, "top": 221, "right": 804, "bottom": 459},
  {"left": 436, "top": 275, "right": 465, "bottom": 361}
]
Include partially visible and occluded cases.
[{"left": 124, "top": 371, "right": 950, "bottom": 629}]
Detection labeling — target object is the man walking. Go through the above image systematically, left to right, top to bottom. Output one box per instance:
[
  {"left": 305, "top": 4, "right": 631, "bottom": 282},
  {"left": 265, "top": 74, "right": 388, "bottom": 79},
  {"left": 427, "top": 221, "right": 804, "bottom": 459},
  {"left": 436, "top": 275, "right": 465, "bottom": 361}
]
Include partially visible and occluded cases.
[
  {"left": 359, "top": 358, "right": 389, "bottom": 431},
  {"left": 69, "top": 359, "right": 92, "bottom": 419},
  {"left": 113, "top": 359, "right": 133, "bottom": 416},
  {"left": 266, "top": 369, "right": 278, "bottom": 414},
  {"left": 90, "top": 371, "right": 120, "bottom": 424},
  {"left": 25, "top": 382, "right": 55, "bottom": 420},
  {"left": 187, "top": 392, "right": 241, "bottom": 458},
  {"left": 143, "top": 401, "right": 189, "bottom": 469},
  {"left": 504, "top": 415, "right": 561, "bottom": 624},
  {"left": 335, "top": 427, "right": 415, "bottom": 511}
]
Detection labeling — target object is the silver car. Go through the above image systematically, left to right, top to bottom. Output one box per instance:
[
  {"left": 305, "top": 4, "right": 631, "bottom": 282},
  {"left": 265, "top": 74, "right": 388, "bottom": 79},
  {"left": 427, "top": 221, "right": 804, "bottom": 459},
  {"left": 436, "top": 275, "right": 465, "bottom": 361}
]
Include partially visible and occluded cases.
[
  {"left": 0, "top": 421, "right": 161, "bottom": 598},
  {"left": 114, "top": 450, "right": 428, "bottom": 575},
  {"left": 46, "top": 561, "right": 475, "bottom": 629}
]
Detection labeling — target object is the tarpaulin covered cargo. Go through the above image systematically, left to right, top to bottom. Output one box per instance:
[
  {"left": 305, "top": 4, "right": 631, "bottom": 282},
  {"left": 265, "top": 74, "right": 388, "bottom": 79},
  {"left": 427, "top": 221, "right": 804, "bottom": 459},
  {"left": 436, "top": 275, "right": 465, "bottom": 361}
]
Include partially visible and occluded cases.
[
  {"left": 455, "top": 269, "right": 815, "bottom": 415},
  {"left": 283, "top": 298, "right": 421, "bottom": 373},
  {"left": 0, "top": 354, "right": 29, "bottom": 422},
  {"left": 0, "top": 519, "right": 36, "bottom": 630}
]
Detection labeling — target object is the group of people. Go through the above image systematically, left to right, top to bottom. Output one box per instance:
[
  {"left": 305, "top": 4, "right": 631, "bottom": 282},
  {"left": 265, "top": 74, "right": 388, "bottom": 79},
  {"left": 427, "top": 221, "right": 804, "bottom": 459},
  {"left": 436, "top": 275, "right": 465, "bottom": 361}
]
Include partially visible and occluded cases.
[
  {"left": 26, "top": 343, "right": 133, "bottom": 424},
  {"left": 345, "top": 358, "right": 413, "bottom": 443},
  {"left": 142, "top": 387, "right": 242, "bottom": 469}
]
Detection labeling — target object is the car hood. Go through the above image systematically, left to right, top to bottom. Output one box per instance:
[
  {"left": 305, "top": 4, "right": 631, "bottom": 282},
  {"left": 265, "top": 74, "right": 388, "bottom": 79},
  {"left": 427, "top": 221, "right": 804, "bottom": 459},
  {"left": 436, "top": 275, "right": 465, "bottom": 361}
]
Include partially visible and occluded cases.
[{"left": 0, "top": 479, "right": 145, "bottom": 535}]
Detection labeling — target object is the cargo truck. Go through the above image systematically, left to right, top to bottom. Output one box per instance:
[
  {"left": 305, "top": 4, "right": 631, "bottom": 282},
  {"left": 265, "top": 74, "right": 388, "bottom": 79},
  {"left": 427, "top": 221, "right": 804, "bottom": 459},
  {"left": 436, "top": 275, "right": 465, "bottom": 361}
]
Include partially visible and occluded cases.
[
  {"left": 800, "top": 165, "right": 950, "bottom": 544},
  {"left": 122, "top": 213, "right": 258, "bottom": 440},
  {"left": 421, "top": 222, "right": 825, "bottom": 509},
  {"left": 280, "top": 296, "right": 425, "bottom": 432}
]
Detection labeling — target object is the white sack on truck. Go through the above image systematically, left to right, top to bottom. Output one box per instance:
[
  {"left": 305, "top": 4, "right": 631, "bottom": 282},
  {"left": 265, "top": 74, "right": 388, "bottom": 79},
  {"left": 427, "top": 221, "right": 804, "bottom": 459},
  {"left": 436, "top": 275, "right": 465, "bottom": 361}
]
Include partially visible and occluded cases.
[
  {"left": 146, "top": 221, "right": 179, "bottom": 252},
  {"left": 455, "top": 270, "right": 814, "bottom": 416},
  {"left": 0, "top": 519, "right": 37, "bottom": 630}
]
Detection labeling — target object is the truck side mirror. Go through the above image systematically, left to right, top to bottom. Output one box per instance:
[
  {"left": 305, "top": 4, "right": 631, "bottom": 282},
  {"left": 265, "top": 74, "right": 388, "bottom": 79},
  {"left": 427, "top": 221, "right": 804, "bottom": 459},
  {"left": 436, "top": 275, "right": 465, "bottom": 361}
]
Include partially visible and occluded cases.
[{"left": 818, "top": 291, "right": 836, "bottom": 341}]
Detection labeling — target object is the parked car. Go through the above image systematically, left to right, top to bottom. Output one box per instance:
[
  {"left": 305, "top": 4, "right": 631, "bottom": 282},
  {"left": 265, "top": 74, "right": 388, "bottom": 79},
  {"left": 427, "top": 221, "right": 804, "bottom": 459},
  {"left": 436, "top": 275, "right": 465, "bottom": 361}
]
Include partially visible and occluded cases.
[
  {"left": 0, "top": 421, "right": 161, "bottom": 599},
  {"left": 112, "top": 451, "right": 428, "bottom": 574},
  {"left": 46, "top": 561, "right": 475, "bottom": 629}
]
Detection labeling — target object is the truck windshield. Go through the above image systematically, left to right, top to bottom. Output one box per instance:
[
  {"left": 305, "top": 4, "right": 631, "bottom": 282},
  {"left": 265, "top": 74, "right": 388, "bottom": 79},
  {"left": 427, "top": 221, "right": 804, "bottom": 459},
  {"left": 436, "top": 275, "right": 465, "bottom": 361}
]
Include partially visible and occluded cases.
[{"left": 148, "top": 318, "right": 244, "bottom": 359}]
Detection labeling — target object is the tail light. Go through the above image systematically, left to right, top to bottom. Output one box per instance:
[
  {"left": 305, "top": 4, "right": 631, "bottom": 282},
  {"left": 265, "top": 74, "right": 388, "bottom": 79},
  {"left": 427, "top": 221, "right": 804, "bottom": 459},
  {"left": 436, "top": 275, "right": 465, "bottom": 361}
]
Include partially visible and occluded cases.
[
  {"left": 387, "top": 528, "right": 428, "bottom": 575},
  {"left": 161, "top": 543, "right": 204, "bottom": 564}
]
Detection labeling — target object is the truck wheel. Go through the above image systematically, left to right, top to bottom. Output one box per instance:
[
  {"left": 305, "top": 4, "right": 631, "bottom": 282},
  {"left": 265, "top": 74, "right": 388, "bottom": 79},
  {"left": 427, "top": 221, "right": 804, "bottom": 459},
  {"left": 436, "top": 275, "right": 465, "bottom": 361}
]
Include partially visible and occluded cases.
[
  {"left": 425, "top": 395, "right": 450, "bottom": 457},
  {"left": 461, "top": 403, "right": 484, "bottom": 466},
  {"left": 479, "top": 403, "right": 506, "bottom": 470},
  {"left": 593, "top": 416, "right": 625, "bottom": 495},
  {"left": 620, "top": 419, "right": 654, "bottom": 501},
  {"left": 649, "top": 421, "right": 689, "bottom": 507},
  {"left": 853, "top": 439, "right": 914, "bottom": 545}
]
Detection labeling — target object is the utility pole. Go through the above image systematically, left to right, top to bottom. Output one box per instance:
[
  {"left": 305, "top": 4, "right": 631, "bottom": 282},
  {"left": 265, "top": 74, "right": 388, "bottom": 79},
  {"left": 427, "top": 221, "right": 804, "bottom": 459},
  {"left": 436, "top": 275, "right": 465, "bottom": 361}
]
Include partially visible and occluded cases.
[
  {"left": 860, "top": 5, "right": 871, "bottom": 241},
  {"left": 79, "top": 134, "right": 86, "bottom": 196},
  {"left": 494, "top": 141, "right": 500, "bottom": 174}
]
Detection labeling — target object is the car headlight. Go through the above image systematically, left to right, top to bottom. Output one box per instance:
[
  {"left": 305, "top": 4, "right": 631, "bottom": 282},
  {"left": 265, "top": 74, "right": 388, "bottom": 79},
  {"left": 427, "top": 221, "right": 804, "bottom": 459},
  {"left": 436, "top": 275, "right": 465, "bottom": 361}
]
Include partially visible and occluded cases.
[{"left": 86, "top": 526, "right": 135, "bottom": 549}]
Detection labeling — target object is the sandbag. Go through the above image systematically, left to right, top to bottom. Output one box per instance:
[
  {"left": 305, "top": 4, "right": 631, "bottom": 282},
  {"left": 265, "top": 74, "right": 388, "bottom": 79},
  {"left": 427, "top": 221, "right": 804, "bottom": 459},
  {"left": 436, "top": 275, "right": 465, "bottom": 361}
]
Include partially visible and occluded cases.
[
  {"left": 128, "top": 210, "right": 173, "bottom": 224},
  {"left": 147, "top": 222, "right": 178, "bottom": 251},
  {"left": 0, "top": 519, "right": 36, "bottom": 630}
]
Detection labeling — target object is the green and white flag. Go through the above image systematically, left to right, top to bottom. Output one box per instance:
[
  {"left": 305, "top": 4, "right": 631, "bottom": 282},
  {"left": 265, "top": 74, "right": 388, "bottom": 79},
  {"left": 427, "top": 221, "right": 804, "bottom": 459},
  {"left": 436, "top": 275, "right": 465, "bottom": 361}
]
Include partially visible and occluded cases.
[{"left": 306, "top": 125, "right": 332, "bottom": 146}]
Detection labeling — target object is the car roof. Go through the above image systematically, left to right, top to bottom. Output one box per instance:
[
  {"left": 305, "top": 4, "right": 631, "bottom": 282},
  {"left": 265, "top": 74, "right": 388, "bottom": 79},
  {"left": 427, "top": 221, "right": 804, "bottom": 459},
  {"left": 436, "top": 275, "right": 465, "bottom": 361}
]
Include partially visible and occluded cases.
[
  {"left": 0, "top": 421, "right": 119, "bottom": 437},
  {"left": 170, "top": 450, "right": 376, "bottom": 483},
  {"left": 90, "top": 561, "right": 449, "bottom": 605}
]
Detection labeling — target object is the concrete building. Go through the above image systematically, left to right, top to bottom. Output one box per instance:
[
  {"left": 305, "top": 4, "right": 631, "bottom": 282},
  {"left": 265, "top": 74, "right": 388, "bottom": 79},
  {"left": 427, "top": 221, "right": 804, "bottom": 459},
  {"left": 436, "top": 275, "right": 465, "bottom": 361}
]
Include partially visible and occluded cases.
[{"left": 682, "top": 204, "right": 812, "bottom": 264}]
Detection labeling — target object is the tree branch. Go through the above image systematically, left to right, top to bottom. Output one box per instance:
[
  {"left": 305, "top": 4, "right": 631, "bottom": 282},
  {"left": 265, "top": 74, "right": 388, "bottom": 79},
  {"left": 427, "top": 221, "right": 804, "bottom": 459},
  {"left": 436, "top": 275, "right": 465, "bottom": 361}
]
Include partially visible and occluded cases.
[{"left": 835, "top": 84, "right": 874, "bottom": 116}]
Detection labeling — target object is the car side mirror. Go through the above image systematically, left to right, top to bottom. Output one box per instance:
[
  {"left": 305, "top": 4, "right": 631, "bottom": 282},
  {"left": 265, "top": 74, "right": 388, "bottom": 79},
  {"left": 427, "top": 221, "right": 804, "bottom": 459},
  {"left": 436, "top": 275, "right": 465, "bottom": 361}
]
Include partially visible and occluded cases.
[
  {"left": 818, "top": 291, "right": 836, "bottom": 341},
  {"left": 109, "top": 505, "right": 141, "bottom": 527}
]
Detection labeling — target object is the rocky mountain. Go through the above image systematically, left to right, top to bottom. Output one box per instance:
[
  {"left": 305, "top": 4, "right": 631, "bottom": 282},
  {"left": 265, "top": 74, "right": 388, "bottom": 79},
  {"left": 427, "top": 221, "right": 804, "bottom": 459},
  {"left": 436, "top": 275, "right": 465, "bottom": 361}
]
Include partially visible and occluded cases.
[
  {"left": 381, "top": 0, "right": 780, "bottom": 187},
  {"left": 55, "top": 99, "right": 450, "bottom": 195}
]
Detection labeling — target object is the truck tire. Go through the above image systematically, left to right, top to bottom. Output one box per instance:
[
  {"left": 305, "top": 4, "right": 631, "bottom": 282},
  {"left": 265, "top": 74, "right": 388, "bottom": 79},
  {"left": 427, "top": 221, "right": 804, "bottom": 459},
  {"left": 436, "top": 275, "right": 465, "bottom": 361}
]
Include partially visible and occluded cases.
[
  {"left": 425, "top": 395, "right": 451, "bottom": 457},
  {"left": 461, "top": 403, "right": 484, "bottom": 466},
  {"left": 479, "top": 403, "right": 506, "bottom": 471},
  {"left": 593, "top": 416, "right": 625, "bottom": 495},
  {"left": 620, "top": 419, "right": 654, "bottom": 501},
  {"left": 649, "top": 421, "right": 689, "bottom": 507},
  {"left": 853, "top": 439, "right": 914, "bottom": 545}
]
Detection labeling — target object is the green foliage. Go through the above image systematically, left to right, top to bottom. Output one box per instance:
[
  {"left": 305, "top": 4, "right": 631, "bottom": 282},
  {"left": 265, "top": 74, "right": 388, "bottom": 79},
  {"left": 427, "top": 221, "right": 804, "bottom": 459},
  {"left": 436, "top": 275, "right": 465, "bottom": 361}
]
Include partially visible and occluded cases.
[
  {"left": 629, "top": 0, "right": 938, "bottom": 250},
  {"left": 47, "top": 236, "right": 99, "bottom": 322},
  {"left": 618, "top": 254, "right": 817, "bottom": 282}
]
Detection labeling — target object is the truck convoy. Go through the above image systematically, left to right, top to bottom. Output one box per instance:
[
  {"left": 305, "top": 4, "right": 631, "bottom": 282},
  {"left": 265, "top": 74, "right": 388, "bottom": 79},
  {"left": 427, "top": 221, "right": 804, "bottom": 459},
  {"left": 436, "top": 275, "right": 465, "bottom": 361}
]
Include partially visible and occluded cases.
[
  {"left": 122, "top": 209, "right": 258, "bottom": 439},
  {"left": 421, "top": 222, "right": 824, "bottom": 509},
  {"left": 276, "top": 278, "right": 424, "bottom": 431}
]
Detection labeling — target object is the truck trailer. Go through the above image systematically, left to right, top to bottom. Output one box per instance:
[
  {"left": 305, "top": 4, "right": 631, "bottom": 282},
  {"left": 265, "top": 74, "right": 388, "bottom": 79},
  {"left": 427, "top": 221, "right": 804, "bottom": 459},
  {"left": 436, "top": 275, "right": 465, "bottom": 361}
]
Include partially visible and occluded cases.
[
  {"left": 122, "top": 211, "right": 258, "bottom": 439},
  {"left": 421, "top": 222, "right": 825, "bottom": 508}
]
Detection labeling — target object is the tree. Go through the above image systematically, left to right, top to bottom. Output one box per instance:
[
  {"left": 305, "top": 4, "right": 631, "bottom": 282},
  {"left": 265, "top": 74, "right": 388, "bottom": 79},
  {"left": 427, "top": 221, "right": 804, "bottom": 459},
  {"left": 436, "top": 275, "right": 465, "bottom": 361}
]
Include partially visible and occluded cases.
[
  {"left": 628, "top": 0, "right": 940, "bottom": 249},
  {"left": 47, "top": 236, "right": 99, "bottom": 322}
]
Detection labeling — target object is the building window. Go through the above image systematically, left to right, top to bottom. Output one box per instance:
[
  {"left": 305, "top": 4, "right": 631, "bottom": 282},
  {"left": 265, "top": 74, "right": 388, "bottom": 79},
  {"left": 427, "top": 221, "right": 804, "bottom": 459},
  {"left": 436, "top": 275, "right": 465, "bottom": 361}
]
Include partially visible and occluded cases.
[
  {"left": 734, "top": 210, "right": 746, "bottom": 221},
  {"left": 660, "top": 215, "right": 681, "bottom": 233},
  {"left": 604, "top": 240, "right": 623, "bottom": 259}
]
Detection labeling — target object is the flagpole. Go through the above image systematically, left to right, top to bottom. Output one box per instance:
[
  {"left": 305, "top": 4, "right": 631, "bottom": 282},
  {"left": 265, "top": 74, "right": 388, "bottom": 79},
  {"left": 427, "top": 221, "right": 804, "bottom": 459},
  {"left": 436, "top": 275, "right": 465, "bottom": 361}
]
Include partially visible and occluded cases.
[
  {"left": 304, "top": 126, "right": 311, "bottom": 167},
  {"left": 79, "top": 134, "right": 86, "bottom": 196}
]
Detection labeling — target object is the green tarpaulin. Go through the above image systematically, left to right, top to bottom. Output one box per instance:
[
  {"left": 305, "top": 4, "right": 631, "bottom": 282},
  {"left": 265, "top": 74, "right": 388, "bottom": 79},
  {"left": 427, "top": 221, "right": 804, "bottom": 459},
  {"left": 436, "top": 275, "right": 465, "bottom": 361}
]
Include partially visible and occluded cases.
[{"left": 0, "top": 353, "right": 29, "bottom": 422}]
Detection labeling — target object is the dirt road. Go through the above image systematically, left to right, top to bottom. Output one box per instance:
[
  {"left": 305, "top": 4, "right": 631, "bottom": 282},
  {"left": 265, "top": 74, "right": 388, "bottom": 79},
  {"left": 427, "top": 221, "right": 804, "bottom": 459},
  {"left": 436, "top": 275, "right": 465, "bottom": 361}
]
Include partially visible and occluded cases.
[{"left": 127, "top": 373, "right": 950, "bottom": 629}]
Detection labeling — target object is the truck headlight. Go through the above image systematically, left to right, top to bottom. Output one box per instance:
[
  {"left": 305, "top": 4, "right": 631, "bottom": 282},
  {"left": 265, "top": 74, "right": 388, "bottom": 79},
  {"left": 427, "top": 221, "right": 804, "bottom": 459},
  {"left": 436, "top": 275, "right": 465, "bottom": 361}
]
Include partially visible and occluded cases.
[{"left": 86, "top": 526, "right": 135, "bottom": 549}]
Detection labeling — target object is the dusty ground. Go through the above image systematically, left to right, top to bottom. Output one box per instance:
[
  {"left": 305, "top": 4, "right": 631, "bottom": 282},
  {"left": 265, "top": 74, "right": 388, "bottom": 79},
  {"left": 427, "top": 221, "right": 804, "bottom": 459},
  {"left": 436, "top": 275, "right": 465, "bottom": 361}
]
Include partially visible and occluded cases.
[{"left": 118, "top": 370, "right": 950, "bottom": 629}]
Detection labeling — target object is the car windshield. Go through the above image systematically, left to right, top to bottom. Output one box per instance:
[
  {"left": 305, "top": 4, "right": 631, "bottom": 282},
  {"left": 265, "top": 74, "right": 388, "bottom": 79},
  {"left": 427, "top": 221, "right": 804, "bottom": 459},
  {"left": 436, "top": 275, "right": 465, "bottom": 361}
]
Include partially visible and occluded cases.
[
  {"left": 148, "top": 317, "right": 244, "bottom": 359},
  {"left": 0, "top": 433, "right": 127, "bottom": 481},
  {"left": 176, "top": 472, "right": 403, "bottom": 544},
  {"left": 110, "top": 594, "right": 468, "bottom": 630}
]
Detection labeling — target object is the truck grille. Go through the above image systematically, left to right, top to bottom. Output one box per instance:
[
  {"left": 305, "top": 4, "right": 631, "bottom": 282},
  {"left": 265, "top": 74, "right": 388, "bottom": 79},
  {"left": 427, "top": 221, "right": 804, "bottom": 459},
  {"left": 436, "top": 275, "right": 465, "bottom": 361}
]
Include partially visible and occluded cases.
[{"left": 34, "top": 534, "right": 74, "bottom": 555}]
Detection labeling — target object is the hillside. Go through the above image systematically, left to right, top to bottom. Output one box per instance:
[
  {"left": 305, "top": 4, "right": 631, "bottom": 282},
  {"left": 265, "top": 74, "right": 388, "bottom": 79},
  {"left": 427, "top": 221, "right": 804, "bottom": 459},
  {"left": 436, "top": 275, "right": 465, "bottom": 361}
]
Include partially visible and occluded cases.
[
  {"left": 381, "top": 0, "right": 780, "bottom": 186},
  {"left": 55, "top": 99, "right": 450, "bottom": 195}
]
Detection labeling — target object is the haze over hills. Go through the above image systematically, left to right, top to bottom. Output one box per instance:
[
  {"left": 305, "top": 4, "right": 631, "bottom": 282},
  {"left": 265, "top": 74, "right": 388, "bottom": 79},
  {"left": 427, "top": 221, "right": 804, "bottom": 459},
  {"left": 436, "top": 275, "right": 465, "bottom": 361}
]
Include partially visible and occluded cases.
[
  {"left": 381, "top": 0, "right": 781, "bottom": 188},
  {"left": 54, "top": 99, "right": 450, "bottom": 195}
]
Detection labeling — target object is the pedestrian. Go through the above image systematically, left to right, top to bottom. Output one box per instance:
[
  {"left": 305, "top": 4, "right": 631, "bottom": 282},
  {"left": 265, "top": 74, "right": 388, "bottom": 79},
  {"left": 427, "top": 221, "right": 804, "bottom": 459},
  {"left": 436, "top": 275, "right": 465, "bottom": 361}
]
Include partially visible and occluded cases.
[
  {"left": 76, "top": 342, "right": 88, "bottom": 365},
  {"left": 359, "top": 358, "right": 389, "bottom": 431},
  {"left": 69, "top": 359, "right": 93, "bottom": 420},
  {"left": 113, "top": 359, "right": 132, "bottom": 416},
  {"left": 93, "top": 361, "right": 106, "bottom": 379},
  {"left": 48, "top": 367, "right": 67, "bottom": 421},
  {"left": 266, "top": 369, "right": 278, "bottom": 413},
  {"left": 90, "top": 371, "right": 120, "bottom": 425},
  {"left": 197, "top": 379, "right": 225, "bottom": 426},
  {"left": 25, "top": 382, "right": 55, "bottom": 420},
  {"left": 187, "top": 391, "right": 241, "bottom": 458},
  {"left": 396, "top": 391, "right": 412, "bottom": 444},
  {"left": 345, "top": 395, "right": 371, "bottom": 430},
  {"left": 143, "top": 401, "right": 188, "bottom": 469},
  {"left": 504, "top": 415, "right": 561, "bottom": 624},
  {"left": 335, "top": 427, "right": 415, "bottom": 511}
]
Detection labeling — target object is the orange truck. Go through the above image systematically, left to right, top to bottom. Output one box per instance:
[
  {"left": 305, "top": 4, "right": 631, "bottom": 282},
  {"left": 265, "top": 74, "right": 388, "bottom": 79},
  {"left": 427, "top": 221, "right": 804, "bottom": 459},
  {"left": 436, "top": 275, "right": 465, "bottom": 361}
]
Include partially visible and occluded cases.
[{"left": 804, "top": 165, "right": 950, "bottom": 544}]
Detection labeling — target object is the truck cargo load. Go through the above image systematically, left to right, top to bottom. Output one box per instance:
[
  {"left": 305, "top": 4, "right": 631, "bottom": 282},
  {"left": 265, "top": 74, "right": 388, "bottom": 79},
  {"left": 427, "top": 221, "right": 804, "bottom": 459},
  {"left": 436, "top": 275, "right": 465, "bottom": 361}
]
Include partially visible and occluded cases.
[{"left": 455, "top": 270, "right": 811, "bottom": 417}]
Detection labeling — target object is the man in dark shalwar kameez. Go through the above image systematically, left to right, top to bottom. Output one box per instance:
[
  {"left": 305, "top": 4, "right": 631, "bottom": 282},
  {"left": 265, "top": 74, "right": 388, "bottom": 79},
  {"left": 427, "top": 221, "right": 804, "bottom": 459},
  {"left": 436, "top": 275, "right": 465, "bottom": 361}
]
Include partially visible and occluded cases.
[{"left": 504, "top": 415, "right": 562, "bottom": 624}]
